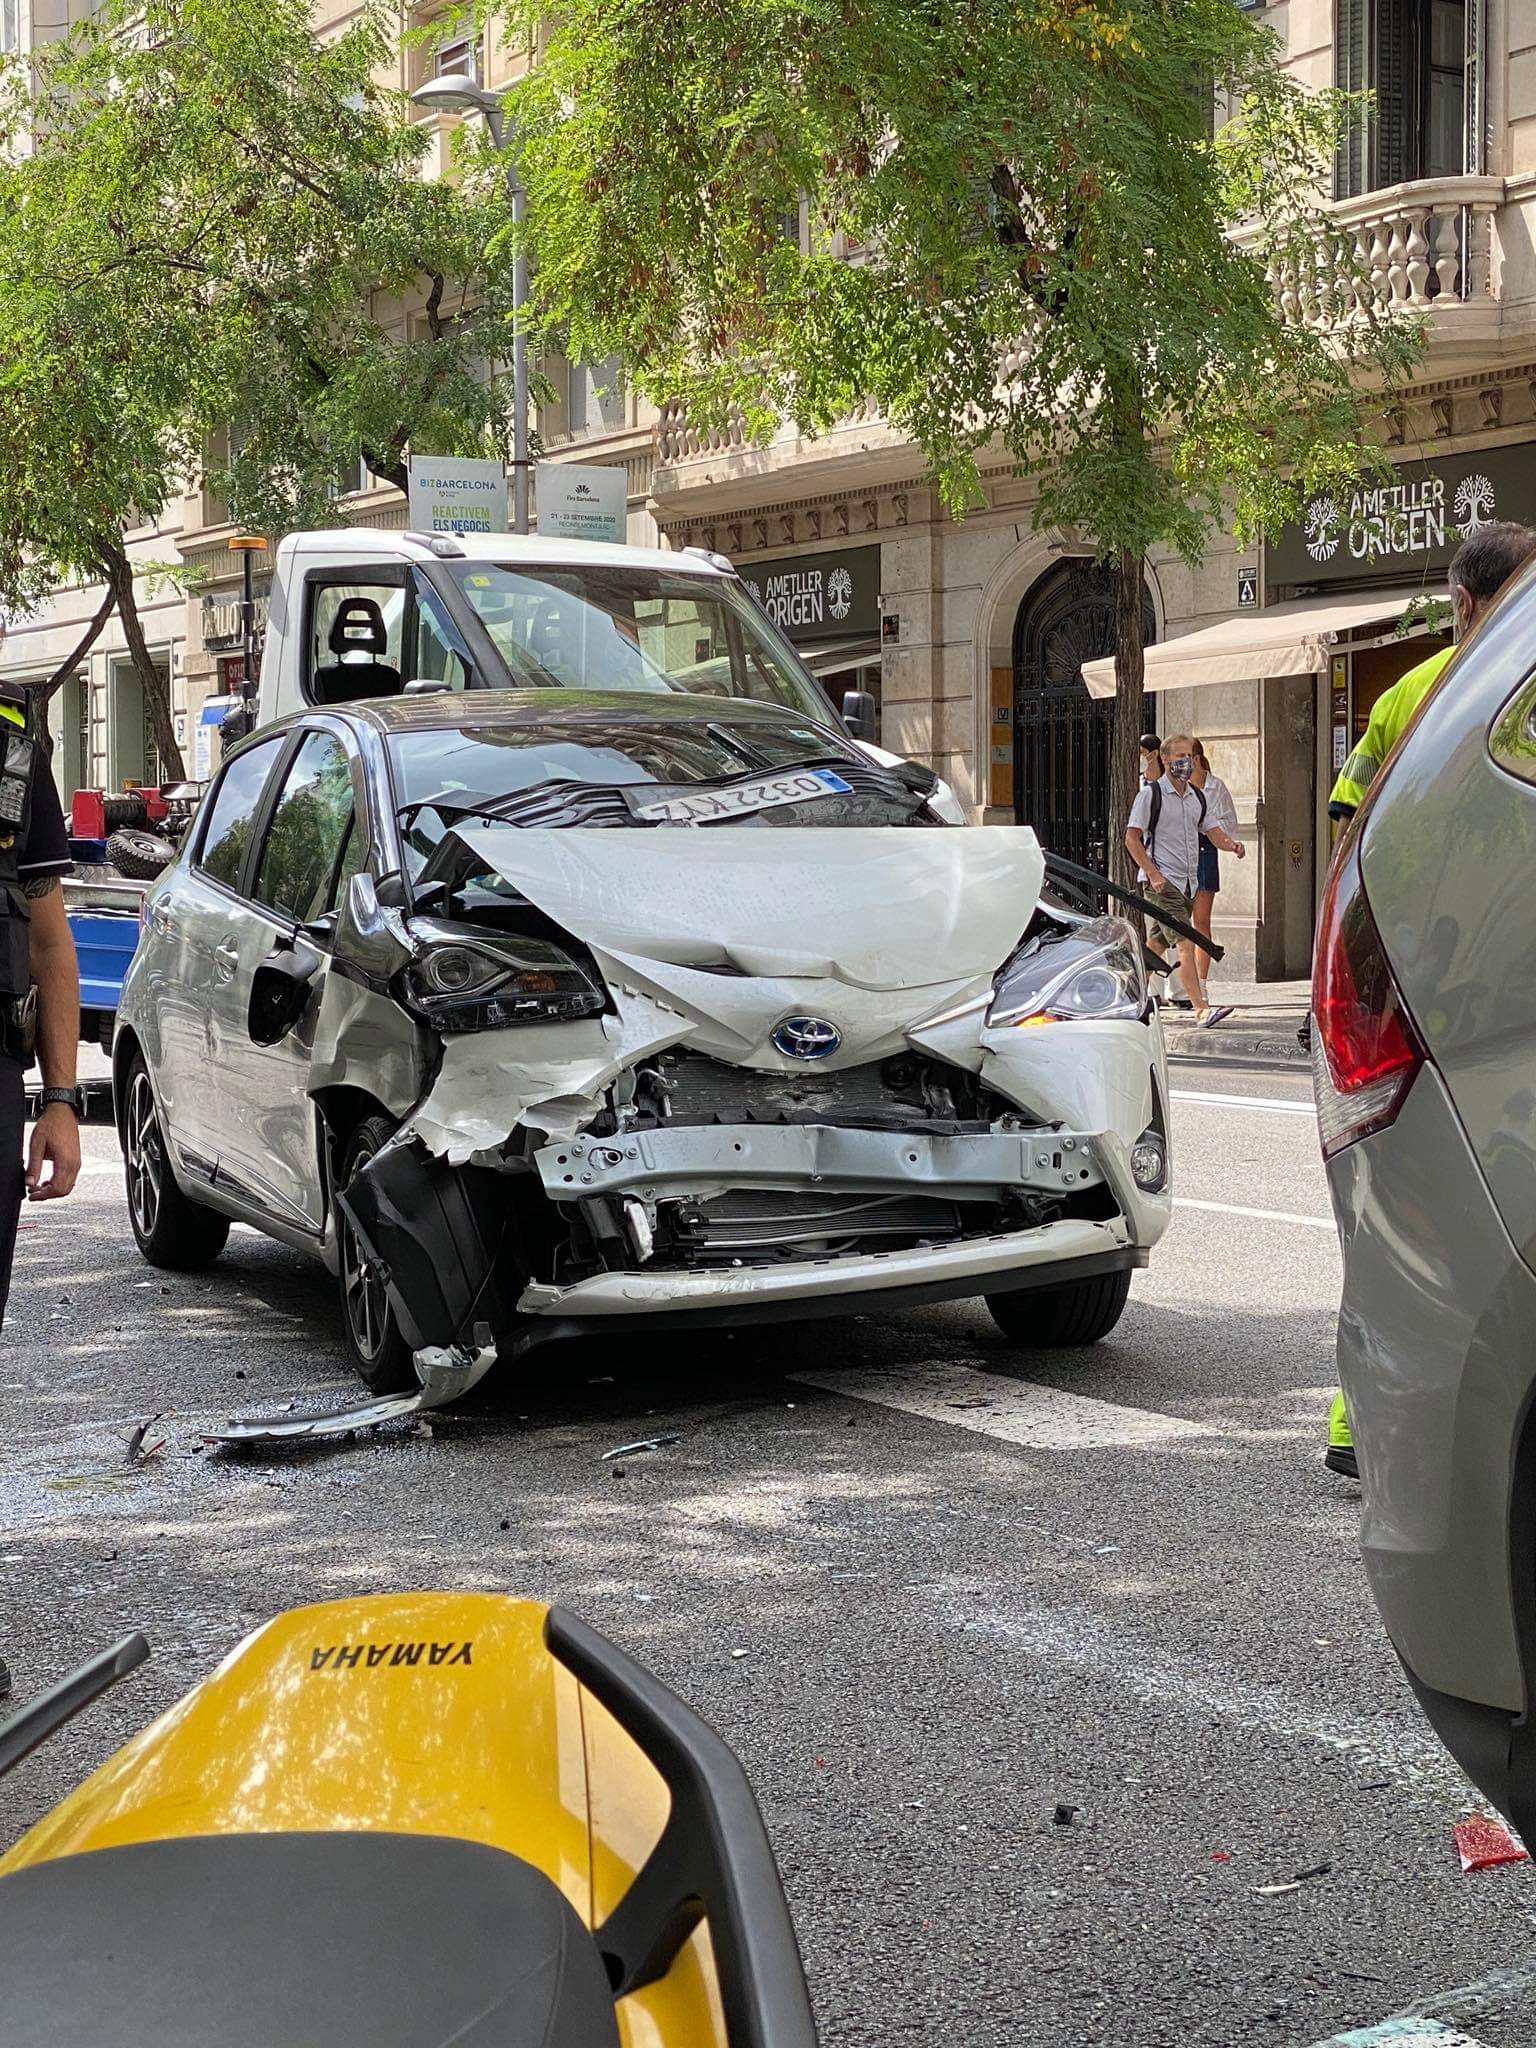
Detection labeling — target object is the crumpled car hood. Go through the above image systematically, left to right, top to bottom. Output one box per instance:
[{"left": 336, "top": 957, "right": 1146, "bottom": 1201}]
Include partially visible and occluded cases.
[{"left": 454, "top": 825, "right": 1043, "bottom": 990}]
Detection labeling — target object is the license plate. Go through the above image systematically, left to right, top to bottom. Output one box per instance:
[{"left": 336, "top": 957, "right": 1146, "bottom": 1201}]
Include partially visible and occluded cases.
[{"left": 630, "top": 767, "right": 853, "bottom": 826}]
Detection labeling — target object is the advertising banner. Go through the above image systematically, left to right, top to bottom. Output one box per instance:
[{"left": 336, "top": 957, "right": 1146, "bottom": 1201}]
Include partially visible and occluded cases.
[
  {"left": 406, "top": 454, "right": 509, "bottom": 536},
  {"left": 535, "top": 463, "right": 628, "bottom": 544}
]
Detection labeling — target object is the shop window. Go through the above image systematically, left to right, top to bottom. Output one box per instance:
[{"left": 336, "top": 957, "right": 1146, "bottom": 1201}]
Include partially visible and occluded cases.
[{"left": 1336, "top": 0, "right": 1469, "bottom": 197}]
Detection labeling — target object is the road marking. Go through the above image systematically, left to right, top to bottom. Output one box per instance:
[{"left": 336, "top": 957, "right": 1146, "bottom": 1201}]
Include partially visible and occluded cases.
[
  {"left": 1172, "top": 1087, "right": 1314, "bottom": 1117},
  {"left": 1173, "top": 1196, "right": 1334, "bottom": 1232},
  {"left": 790, "top": 1360, "right": 1214, "bottom": 1448},
  {"left": 950, "top": 1601, "right": 1471, "bottom": 1795},
  {"left": 1305, "top": 2024, "right": 1490, "bottom": 2046}
]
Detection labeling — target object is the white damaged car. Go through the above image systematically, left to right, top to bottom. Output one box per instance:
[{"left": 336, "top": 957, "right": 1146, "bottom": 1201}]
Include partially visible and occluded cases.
[{"left": 116, "top": 566, "right": 1171, "bottom": 1392}]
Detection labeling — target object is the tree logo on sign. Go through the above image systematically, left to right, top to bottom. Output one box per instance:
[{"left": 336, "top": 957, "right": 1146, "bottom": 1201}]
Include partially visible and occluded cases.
[
  {"left": 1454, "top": 473, "right": 1496, "bottom": 538},
  {"left": 1304, "top": 495, "right": 1341, "bottom": 563},
  {"left": 827, "top": 566, "right": 854, "bottom": 620}
]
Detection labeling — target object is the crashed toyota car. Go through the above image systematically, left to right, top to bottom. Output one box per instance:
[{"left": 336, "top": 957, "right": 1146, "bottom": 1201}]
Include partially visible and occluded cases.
[{"left": 114, "top": 557, "right": 1171, "bottom": 1394}]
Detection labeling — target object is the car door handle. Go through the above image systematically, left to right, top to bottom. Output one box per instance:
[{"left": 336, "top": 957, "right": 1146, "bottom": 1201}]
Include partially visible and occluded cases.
[{"left": 213, "top": 936, "right": 240, "bottom": 983}]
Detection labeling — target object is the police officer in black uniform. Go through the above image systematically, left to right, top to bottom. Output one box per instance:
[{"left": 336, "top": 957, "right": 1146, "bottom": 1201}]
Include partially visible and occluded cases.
[{"left": 0, "top": 679, "right": 82, "bottom": 1330}]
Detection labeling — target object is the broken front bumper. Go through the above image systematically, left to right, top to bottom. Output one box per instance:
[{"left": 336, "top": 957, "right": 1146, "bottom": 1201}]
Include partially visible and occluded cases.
[{"left": 516, "top": 1216, "right": 1141, "bottom": 1333}]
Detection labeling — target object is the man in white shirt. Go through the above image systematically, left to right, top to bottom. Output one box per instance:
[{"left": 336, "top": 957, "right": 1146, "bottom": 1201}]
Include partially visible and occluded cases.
[{"left": 1124, "top": 733, "right": 1240, "bottom": 1030}]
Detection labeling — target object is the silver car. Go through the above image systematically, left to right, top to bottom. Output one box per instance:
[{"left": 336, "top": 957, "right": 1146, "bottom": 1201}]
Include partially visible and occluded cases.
[
  {"left": 1317, "top": 553, "right": 1536, "bottom": 1834},
  {"left": 115, "top": 675, "right": 1171, "bottom": 1394}
]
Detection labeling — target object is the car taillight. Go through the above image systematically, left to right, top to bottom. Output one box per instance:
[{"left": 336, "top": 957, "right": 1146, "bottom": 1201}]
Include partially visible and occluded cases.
[{"left": 1311, "top": 836, "right": 1425, "bottom": 1158}]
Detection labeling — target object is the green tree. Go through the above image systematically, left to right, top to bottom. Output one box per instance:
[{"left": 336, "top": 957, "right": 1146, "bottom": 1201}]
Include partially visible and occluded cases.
[
  {"left": 0, "top": 0, "right": 516, "bottom": 776},
  {"left": 491, "top": 0, "right": 1417, "bottom": 865}
]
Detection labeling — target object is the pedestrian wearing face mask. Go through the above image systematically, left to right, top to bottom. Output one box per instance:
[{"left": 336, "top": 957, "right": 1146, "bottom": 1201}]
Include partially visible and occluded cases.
[{"left": 1125, "top": 734, "right": 1241, "bottom": 1029}]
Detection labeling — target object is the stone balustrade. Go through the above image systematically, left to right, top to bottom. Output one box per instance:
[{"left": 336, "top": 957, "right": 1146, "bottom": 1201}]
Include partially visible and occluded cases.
[
  {"left": 1247, "top": 175, "right": 1505, "bottom": 327},
  {"left": 656, "top": 392, "right": 884, "bottom": 467}
]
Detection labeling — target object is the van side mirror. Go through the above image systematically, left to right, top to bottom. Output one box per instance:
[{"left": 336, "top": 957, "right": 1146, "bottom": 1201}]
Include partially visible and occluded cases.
[{"left": 841, "top": 689, "right": 877, "bottom": 741}]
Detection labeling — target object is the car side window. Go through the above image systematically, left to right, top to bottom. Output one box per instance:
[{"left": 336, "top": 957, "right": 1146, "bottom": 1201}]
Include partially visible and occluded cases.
[
  {"left": 308, "top": 580, "right": 405, "bottom": 705},
  {"left": 413, "top": 583, "right": 472, "bottom": 692},
  {"left": 253, "top": 732, "right": 358, "bottom": 925},
  {"left": 197, "top": 738, "right": 286, "bottom": 891}
]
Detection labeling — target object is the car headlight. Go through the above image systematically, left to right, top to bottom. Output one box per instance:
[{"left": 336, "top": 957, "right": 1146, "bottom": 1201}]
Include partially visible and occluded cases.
[
  {"left": 988, "top": 916, "right": 1147, "bottom": 1028},
  {"left": 405, "top": 935, "right": 606, "bottom": 1031}
]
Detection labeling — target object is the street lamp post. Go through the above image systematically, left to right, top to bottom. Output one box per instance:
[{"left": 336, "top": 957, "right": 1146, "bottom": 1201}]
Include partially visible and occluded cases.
[
  {"left": 410, "top": 76, "right": 529, "bottom": 536},
  {"left": 227, "top": 534, "right": 268, "bottom": 701}
]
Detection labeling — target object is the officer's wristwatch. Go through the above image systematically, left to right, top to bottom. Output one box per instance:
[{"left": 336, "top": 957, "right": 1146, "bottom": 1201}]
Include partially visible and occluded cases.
[{"left": 40, "top": 1086, "right": 84, "bottom": 1116}]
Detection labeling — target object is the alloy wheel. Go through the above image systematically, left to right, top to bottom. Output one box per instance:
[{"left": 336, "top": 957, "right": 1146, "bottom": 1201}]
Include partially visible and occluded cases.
[
  {"left": 125, "top": 1069, "right": 163, "bottom": 1240},
  {"left": 338, "top": 1176, "right": 385, "bottom": 1364}
]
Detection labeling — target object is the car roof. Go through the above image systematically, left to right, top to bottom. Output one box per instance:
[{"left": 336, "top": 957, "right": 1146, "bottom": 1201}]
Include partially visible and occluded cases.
[{"left": 277, "top": 528, "right": 727, "bottom": 580}]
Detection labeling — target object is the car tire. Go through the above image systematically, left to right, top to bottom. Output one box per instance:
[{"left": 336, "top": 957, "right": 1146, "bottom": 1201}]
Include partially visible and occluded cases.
[
  {"left": 104, "top": 828, "right": 174, "bottom": 881},
  {"left": 121, "top": 1056, "right": 230, "bottom": 1269},
  {"left": 335, "top": 1114, "right": 415, "bottom": 1394},
  {"left": 985, "top": 1269, "right": 1132, "bottom": 1348}
]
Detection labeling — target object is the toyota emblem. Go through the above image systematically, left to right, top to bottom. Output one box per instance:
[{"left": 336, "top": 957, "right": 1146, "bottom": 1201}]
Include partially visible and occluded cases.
[{"left": 771, "top": 1016, "right": 842, "bottom": 1060}]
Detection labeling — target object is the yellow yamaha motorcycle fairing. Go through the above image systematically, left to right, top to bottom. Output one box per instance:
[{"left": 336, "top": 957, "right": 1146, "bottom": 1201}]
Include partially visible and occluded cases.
[{"left": 0, "top": 1592, "right": 818, "bottom": 2048}]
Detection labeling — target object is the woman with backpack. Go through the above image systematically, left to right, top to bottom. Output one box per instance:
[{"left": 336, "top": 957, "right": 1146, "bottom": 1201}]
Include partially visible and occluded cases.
[{"left": 1189, "top": 739, "right": 1243, "bottom": 1002}]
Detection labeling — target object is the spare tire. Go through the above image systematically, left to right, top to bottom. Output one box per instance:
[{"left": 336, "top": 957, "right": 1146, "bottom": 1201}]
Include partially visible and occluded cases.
[{"left": 104, "top": 828, "right": 174, "bottom": 880}]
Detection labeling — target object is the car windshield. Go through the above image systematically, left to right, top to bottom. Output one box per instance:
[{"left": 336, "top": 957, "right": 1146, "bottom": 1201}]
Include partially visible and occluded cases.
[
  {"left": 441, "top": 563, "right": 833, "bottom": 719},
  {"left": 386, "top": 714, "right": 932, "bottom": 878}
]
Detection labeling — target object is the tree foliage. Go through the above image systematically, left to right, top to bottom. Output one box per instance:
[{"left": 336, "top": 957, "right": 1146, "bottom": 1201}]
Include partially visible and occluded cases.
[
  {"left": 0, "top": 0, "right": 516, "bottom": 774},
  {"left": 491, "top": 0, "right": 1419, "bottom": 847}
]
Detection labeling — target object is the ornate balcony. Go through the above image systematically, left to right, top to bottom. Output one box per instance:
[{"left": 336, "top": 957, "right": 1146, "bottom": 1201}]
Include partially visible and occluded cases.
[{"left": 1249, "top": 175, "right": 1506, "bottom": 331}]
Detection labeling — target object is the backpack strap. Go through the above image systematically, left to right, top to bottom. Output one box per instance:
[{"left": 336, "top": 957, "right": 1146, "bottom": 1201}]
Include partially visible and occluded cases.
[{"left": 1145, "top": 781, "right": 1206, "bottom": 862}]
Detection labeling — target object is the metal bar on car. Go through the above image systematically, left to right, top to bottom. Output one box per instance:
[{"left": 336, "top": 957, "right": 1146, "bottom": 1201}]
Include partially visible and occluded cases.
[
  {"left": 1040, "top": 850, "right": 1224, "bottom": 961},
  {"left": 0, "top": 1634, "right": 150, "bottom": 1782}
]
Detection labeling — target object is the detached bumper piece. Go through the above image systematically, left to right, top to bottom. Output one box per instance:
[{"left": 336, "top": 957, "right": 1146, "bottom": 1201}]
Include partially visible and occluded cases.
[{"left": 336, "top": 1141, "right": 527, "bottom": 1352}]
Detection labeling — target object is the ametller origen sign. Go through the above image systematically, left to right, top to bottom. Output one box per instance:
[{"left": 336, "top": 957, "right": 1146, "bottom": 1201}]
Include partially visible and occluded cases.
[
  {"left": 1268, "top": 445, "right": 1536, "bottom": 590},
  {"left": 1303, "top": 472, "right": 1497, "bottom": 567},
  {"left": 737, "top": 546, "right": 879, "bottom": 643}
]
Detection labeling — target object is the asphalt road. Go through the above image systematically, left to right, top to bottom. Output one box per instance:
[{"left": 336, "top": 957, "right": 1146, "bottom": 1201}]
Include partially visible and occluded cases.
[{"left": 5, "top": 1058, "right": 1536, "bottom": 2047}]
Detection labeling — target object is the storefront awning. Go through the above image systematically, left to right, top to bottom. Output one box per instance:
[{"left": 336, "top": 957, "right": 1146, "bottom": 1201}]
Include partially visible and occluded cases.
[
  {"left": 1080, "top": 590, "right": 1440, "bottom": 699},
  {"left": 800, "top": 637, "right": 882, "bottom": 675}
]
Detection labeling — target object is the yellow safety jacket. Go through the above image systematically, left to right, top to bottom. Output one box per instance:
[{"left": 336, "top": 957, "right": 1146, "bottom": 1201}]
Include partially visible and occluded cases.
[{"left": 1328, "top": 645, "right": 1453, "bottom": 817}]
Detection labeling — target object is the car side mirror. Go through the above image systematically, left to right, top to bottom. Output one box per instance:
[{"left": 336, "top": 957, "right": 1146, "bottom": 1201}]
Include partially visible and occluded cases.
[
  {"left": 841, "top": 689, "right": 877, "bottom": 741},
  {"left": 248, "top": 940, "right": 321, "bottom": 1047}
]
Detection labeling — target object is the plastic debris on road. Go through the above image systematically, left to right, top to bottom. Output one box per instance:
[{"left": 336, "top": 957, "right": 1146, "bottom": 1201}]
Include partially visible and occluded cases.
[
  {"left": 208, "top": 1333, "right": 497, "bottom": 1447},
  {"left": 124, "top": 1414, "right": 166, "bottom": 1466},
  {"left": 601, "top": 1434, "right": 681, "bottom": 1461},
  {"left": 1053, "top": 1803, "right": 1078, "bottom": 1826},
  {"left": 1453, "top": 1813, "right": 1529, "bottom": 1872}
]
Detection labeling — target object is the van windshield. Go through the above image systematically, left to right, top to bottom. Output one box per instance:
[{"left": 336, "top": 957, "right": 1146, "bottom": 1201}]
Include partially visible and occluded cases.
[{"left": 441, "top": 564, "right": 832, "bottom": 720}]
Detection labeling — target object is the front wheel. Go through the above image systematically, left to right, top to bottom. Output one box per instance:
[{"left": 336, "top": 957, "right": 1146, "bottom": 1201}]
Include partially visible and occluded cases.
[
  {"left": 122, "top": 1058, "right": 230, "bottom": 1269},
  {"left": 335, "top": 1114, "right": 415, "bottom": 1393},
  {"left": 986, "top": 1268, "right": 1132, "bottom": 1348}
]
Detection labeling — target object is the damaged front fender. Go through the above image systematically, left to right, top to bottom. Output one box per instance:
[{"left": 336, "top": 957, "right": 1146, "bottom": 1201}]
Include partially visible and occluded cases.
[{"left": 335, "top": 1142, "right": 530, "bottom": 1354}]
